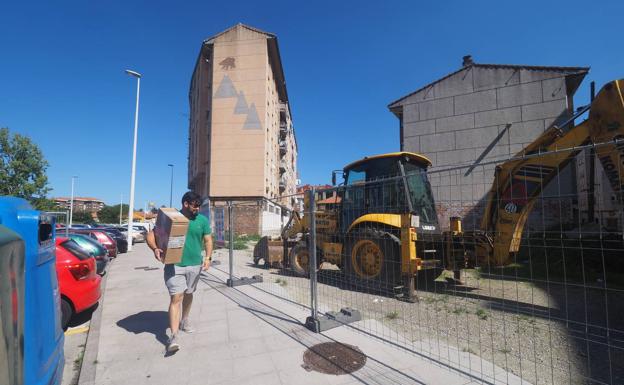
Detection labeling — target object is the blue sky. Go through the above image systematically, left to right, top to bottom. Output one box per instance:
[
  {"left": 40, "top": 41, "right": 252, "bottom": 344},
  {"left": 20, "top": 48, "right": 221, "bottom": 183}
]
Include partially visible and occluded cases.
[{"left": 1, "top": 0, "right": 622, "bottom": 207}]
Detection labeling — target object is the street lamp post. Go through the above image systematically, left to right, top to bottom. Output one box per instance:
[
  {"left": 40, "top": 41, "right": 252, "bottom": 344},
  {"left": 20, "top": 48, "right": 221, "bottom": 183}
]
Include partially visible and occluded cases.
[
  {"left": 125, "top": 69, "right": 141, "bottom": 252},
  {"left": 168, "top": 164, "right": 174, "bottom": 207},
  {"left": 69, "top": 176, "right": 77, "bottom": 228},
  {"left": 119, "top": 194, "right": 123, "bottom": 226}
]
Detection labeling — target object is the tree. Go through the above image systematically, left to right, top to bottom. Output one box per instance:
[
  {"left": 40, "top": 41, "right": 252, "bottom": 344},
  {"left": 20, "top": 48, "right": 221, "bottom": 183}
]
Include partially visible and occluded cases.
[
  {"left": 0, "top": 127, "right": 50, "bottom": 199},
  {"left": 31, "top": 197, "right": 60, "bottom": 211},
  {"left": 97, "top": 204, "right": 129, "bottom": 224},
  {"left": 72, "top": 211, "right": 94, "bottom": 224}
]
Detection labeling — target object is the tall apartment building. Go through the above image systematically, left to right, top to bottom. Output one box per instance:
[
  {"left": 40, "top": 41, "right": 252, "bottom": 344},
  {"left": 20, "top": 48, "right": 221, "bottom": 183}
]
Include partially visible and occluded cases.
[{"left": 188, "top": 24, "right": 298, "bottom": 236}]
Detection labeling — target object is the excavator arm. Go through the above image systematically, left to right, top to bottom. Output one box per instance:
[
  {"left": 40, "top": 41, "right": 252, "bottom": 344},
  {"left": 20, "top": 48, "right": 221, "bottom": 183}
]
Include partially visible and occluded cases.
[{"left": 480, "top": 79, "right": 624, "bottom": 266}]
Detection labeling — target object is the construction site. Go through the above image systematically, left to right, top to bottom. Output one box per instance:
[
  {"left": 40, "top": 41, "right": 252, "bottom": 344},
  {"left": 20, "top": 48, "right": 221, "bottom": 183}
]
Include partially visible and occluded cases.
[{"left": 194, "top": 31, "right": 624, "bottom": 384}]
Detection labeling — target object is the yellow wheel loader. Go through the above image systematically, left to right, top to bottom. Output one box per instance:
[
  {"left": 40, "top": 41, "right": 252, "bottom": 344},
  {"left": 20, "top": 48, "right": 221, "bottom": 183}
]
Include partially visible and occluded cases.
[{"left": 254, "top": 151, "right": 441, "bottom": 299}]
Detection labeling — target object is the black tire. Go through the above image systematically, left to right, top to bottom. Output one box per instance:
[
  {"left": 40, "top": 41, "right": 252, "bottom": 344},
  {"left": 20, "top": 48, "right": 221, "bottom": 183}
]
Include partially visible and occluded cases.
[
  {"left": 345, "top": 229, "right": 401, "bottom": 289},
  {"left": 289, "top": 242, "right": 310, "bottom": 277},
  {"left": 61, "top": 298, "right": 73, "bottom": 330}
]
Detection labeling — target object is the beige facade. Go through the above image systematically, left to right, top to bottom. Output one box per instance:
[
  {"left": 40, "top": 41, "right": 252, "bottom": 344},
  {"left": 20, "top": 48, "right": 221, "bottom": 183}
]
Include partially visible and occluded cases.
[
  {"left": 188, "top": 24, "right": 298, "bottom": 235},
  {"left": 53, "top": 197, "right": 104, "bottom": 213}
]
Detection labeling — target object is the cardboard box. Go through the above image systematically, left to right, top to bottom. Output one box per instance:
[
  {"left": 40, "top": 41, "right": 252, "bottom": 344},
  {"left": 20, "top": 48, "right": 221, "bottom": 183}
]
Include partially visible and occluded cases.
[{"left": 154, "top": 208, "right": 189, "bottom": 264}]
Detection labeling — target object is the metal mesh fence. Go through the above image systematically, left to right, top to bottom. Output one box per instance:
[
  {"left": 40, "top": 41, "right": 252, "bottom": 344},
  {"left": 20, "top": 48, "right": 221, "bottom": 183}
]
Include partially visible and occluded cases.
[{"left": 216, "top": 140, "right": 624, "bottom": 385}]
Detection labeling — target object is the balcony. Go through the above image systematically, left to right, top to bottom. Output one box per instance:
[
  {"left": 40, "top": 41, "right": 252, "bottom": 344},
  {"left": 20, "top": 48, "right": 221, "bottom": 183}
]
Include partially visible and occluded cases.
[
  {"left": 279, "top": 123, "right": 287, "bottom": 140},
  {"left": 279, "top": 141, "right": 287, "bottom": 157},
  {"left": 279, "top": 160, "right": 287, "bottom": 174},
  {"left": 279, "top": 177, "right": 286, "bottom": 193}
]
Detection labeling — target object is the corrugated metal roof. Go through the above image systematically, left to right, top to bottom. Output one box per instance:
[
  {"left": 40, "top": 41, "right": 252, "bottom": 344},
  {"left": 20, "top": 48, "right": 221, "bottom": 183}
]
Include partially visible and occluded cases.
[{"left": 388, "top": 62, "right": 589, "bottom": 109}]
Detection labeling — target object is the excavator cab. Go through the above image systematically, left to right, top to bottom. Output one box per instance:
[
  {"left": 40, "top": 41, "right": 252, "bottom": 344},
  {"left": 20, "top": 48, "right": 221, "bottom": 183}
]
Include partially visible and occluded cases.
[{"left": 339, "top": 152, "right": 439, "bottom": 234}]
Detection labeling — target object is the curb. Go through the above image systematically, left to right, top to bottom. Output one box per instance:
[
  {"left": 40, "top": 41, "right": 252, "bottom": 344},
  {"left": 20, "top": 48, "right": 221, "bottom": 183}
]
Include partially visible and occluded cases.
[{"left": 77, "top": 258, "right": 112, "bottom": 385}]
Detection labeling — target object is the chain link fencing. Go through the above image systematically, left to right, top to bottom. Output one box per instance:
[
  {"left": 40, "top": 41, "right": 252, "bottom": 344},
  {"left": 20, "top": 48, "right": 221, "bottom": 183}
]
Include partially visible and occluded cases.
[{"left": 214, "top": 140, "right": 624, "bottom": 385}]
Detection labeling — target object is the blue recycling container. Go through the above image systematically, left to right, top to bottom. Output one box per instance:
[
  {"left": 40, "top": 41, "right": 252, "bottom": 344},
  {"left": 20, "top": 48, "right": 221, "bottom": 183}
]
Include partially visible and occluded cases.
[{"left": 0, "top": 197, "right": 64, "bottom": 385}]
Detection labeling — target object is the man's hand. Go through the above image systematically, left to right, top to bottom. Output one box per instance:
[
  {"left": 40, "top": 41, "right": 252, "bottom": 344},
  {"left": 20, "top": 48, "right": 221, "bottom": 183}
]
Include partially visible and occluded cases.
[
  {"left": 153, "top": 248, "right": 164, "bottom": 263},
  {"left": 202, "top": 257, "right": 211, "bottom": 271}
]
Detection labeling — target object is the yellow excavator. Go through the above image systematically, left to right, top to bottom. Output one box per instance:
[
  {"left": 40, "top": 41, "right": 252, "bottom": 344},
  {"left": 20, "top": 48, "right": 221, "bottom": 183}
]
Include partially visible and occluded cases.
[
  {"left": 452, "top": 78, "right": 624, "bottom": 269},
  {"left": 253, "top": 79, "right": 624, "bottom": 299}
]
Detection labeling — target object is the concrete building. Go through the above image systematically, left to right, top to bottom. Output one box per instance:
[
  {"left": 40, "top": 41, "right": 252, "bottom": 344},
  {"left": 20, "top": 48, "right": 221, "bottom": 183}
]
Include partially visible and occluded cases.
[
  {"left": 188, "top": 24, "right": 298, "bottom": 236},
  {"left": 388, "top": 56, "right": 591, "bottom": 230},
  {"left": 53, "top": 197, "right": 104, "bottom": 213}
]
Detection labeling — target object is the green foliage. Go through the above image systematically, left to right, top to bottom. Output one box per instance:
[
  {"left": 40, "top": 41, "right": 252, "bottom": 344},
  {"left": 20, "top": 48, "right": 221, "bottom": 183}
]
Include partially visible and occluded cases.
[
  {"left": 0, "top": 128, "right": 50, "bottom": 199},
  {"left": 31, "top": 197, "right": 60, "bottom": 211},
  {"left": 98, "top": 204, "right": 129, "bottom": 224},
  {"left": 72, "top": 211, "right": 95, "bottom": 224},
  {"left": 232, "top": 240, "right": 247, "bottom": 250},
  {"left": 275, "top": 278, "right": 287, "bottom": 286},
  {"left": 475, "top": 308, "right": 488, "bottom": 320},
  {"left": 385, "top": 311, "right": 400, "bottom": 320}
]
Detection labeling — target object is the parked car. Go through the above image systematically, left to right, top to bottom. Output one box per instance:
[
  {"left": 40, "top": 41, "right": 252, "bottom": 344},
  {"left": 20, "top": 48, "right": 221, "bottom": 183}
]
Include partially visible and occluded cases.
[
  {"left": 120, "top": 223, "right": 149, "bottom": 243},
  {"left": 69, "top": 224, "right": 92, "bottom": 229},
  {"left": 132, "top": 226, "right": 147, "bottom": 242},
  {"left": 99, "top": 227, "right": 128, "bottom": 253},
  {"left": 113, "top": 227, "right": 135, "bottom": 245},
  {"left": 68, "top": 229, "right": 118, "bottom": 258},
  {"left": 67, "top": 233, "right": 109, "bottom": 274},
  {"left": 56, "top": 237, "right": 101, "bottom": 329}
]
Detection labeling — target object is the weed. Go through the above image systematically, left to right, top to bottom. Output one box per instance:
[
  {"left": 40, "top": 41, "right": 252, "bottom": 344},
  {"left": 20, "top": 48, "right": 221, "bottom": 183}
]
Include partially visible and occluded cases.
[
  {"left": 232, "top": 240, "right": 247, "bottom": 250},
  {"left": 275, "top": 278, "right": 287, "bottom": 286},
  {"left": 452, "top": 306, "right": 468, "bottom": 315},
  {"left": 475, "top": 309, "right": 488, "bottom": 320},
  {"left": 385, "top": 311, "right": 400, "bottom": 320},
  {"left": 518, "top": 314, "right": 537, "bottom": 325},
  {"left": 462, "top": 347, "right": 476, "bottom": 354},
  {"left": 499, "top": 348, "right": 511, "bottom": 354},
  {"left": 73, "top": 351, "right": 84, "bottom": 371},
  {"left": 93, "top": 359, "right": 99, "bottom": 364}
]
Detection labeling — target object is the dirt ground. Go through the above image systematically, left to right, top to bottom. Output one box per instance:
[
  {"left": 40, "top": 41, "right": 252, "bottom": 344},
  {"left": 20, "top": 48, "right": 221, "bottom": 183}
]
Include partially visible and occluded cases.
[{"left": 213, "top": 245, "right": 624, "bottom": 385}]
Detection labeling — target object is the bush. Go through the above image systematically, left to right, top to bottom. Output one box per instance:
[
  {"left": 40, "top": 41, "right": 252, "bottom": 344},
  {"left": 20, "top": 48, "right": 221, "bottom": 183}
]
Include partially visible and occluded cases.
[{"left": 232, "top": 240, "right": 247, "bottom": 250}]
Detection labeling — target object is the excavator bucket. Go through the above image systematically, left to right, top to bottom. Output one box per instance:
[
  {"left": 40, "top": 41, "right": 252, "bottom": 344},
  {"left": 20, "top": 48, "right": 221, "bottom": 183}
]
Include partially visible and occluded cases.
[{"left": 252, "top": 236, "right": 290, "bottom": 267}]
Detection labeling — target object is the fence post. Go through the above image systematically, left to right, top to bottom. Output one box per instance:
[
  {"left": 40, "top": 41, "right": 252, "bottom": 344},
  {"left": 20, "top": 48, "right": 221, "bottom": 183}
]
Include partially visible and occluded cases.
[
  {"left": 305, "top": 188, "right": 321, "bottom": 331},
  {"left": 227, "top": 200, "right": 234, "bottom": 287}
]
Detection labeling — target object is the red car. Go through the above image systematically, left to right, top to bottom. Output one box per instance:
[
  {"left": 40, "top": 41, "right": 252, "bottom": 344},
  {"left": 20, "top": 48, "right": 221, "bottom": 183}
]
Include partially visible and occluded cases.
[
  {"left": 69, "top": 229, "right": 118, "bottom": 258},
  {"left": 56, "top": 237, "right": 101, "bottom": 328}
]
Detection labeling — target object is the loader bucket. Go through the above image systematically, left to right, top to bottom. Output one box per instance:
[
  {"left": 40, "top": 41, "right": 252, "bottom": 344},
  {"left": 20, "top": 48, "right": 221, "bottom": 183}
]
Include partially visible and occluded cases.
[{"left": 252, "top": 236, "right": 289, "bottom": 267}]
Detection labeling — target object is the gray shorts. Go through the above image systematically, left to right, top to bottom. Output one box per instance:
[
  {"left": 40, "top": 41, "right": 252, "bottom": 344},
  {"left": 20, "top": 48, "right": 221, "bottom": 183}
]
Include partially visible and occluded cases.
[{"left": 163, "top": 264, "right": 203, "bottom": 295}]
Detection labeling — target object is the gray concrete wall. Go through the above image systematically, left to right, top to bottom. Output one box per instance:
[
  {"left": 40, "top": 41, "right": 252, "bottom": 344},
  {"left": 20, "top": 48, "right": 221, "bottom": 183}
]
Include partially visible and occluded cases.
[{"left": 397, "top": 66, "right": 575, "bottom": 229}]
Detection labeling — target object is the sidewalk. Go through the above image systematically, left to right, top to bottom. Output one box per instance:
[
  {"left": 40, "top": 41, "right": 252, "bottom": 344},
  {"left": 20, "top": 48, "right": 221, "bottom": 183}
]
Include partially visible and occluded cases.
[{"left": 77, "top": 244, "right": 502, "bottom": 385}]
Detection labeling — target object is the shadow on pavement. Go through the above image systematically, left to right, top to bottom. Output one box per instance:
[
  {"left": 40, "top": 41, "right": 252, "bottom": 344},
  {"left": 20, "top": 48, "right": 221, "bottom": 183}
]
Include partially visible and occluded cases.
[
  {"left": 68, "top": 303, "right": 99, "bottom": 328},
  {"left": 116, "top": 310, "right": 169, "bottom": 346}
]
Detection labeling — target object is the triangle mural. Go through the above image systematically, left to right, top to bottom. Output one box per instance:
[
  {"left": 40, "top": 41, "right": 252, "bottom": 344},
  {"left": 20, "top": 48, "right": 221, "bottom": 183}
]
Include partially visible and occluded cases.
[
  {"left": 214, "top": 74, "right": 237, "bottom": 98},
  {"left": 234, "top": 91, "right": 249, "bottom": 115},
  {"left": 243, "top": 103, "right": 262, "bottom": 130}
]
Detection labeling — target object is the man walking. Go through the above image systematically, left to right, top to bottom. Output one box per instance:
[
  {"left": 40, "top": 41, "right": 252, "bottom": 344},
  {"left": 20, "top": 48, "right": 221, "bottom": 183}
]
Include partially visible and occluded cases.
[{"left": 147, "top": 191, "right": 212, "bottom": 353}]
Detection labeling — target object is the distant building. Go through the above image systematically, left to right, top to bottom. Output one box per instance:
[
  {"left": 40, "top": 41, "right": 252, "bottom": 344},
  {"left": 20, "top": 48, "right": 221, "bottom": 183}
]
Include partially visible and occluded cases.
[
  {"left": 188, "top": 23, "right": 298, "bottom": 236},
  {"left": 388, "top": 56, "right": 592, "bottom": 230},
  {"left": 53, "top": 197, "right": 104, "bottom": 213}
]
